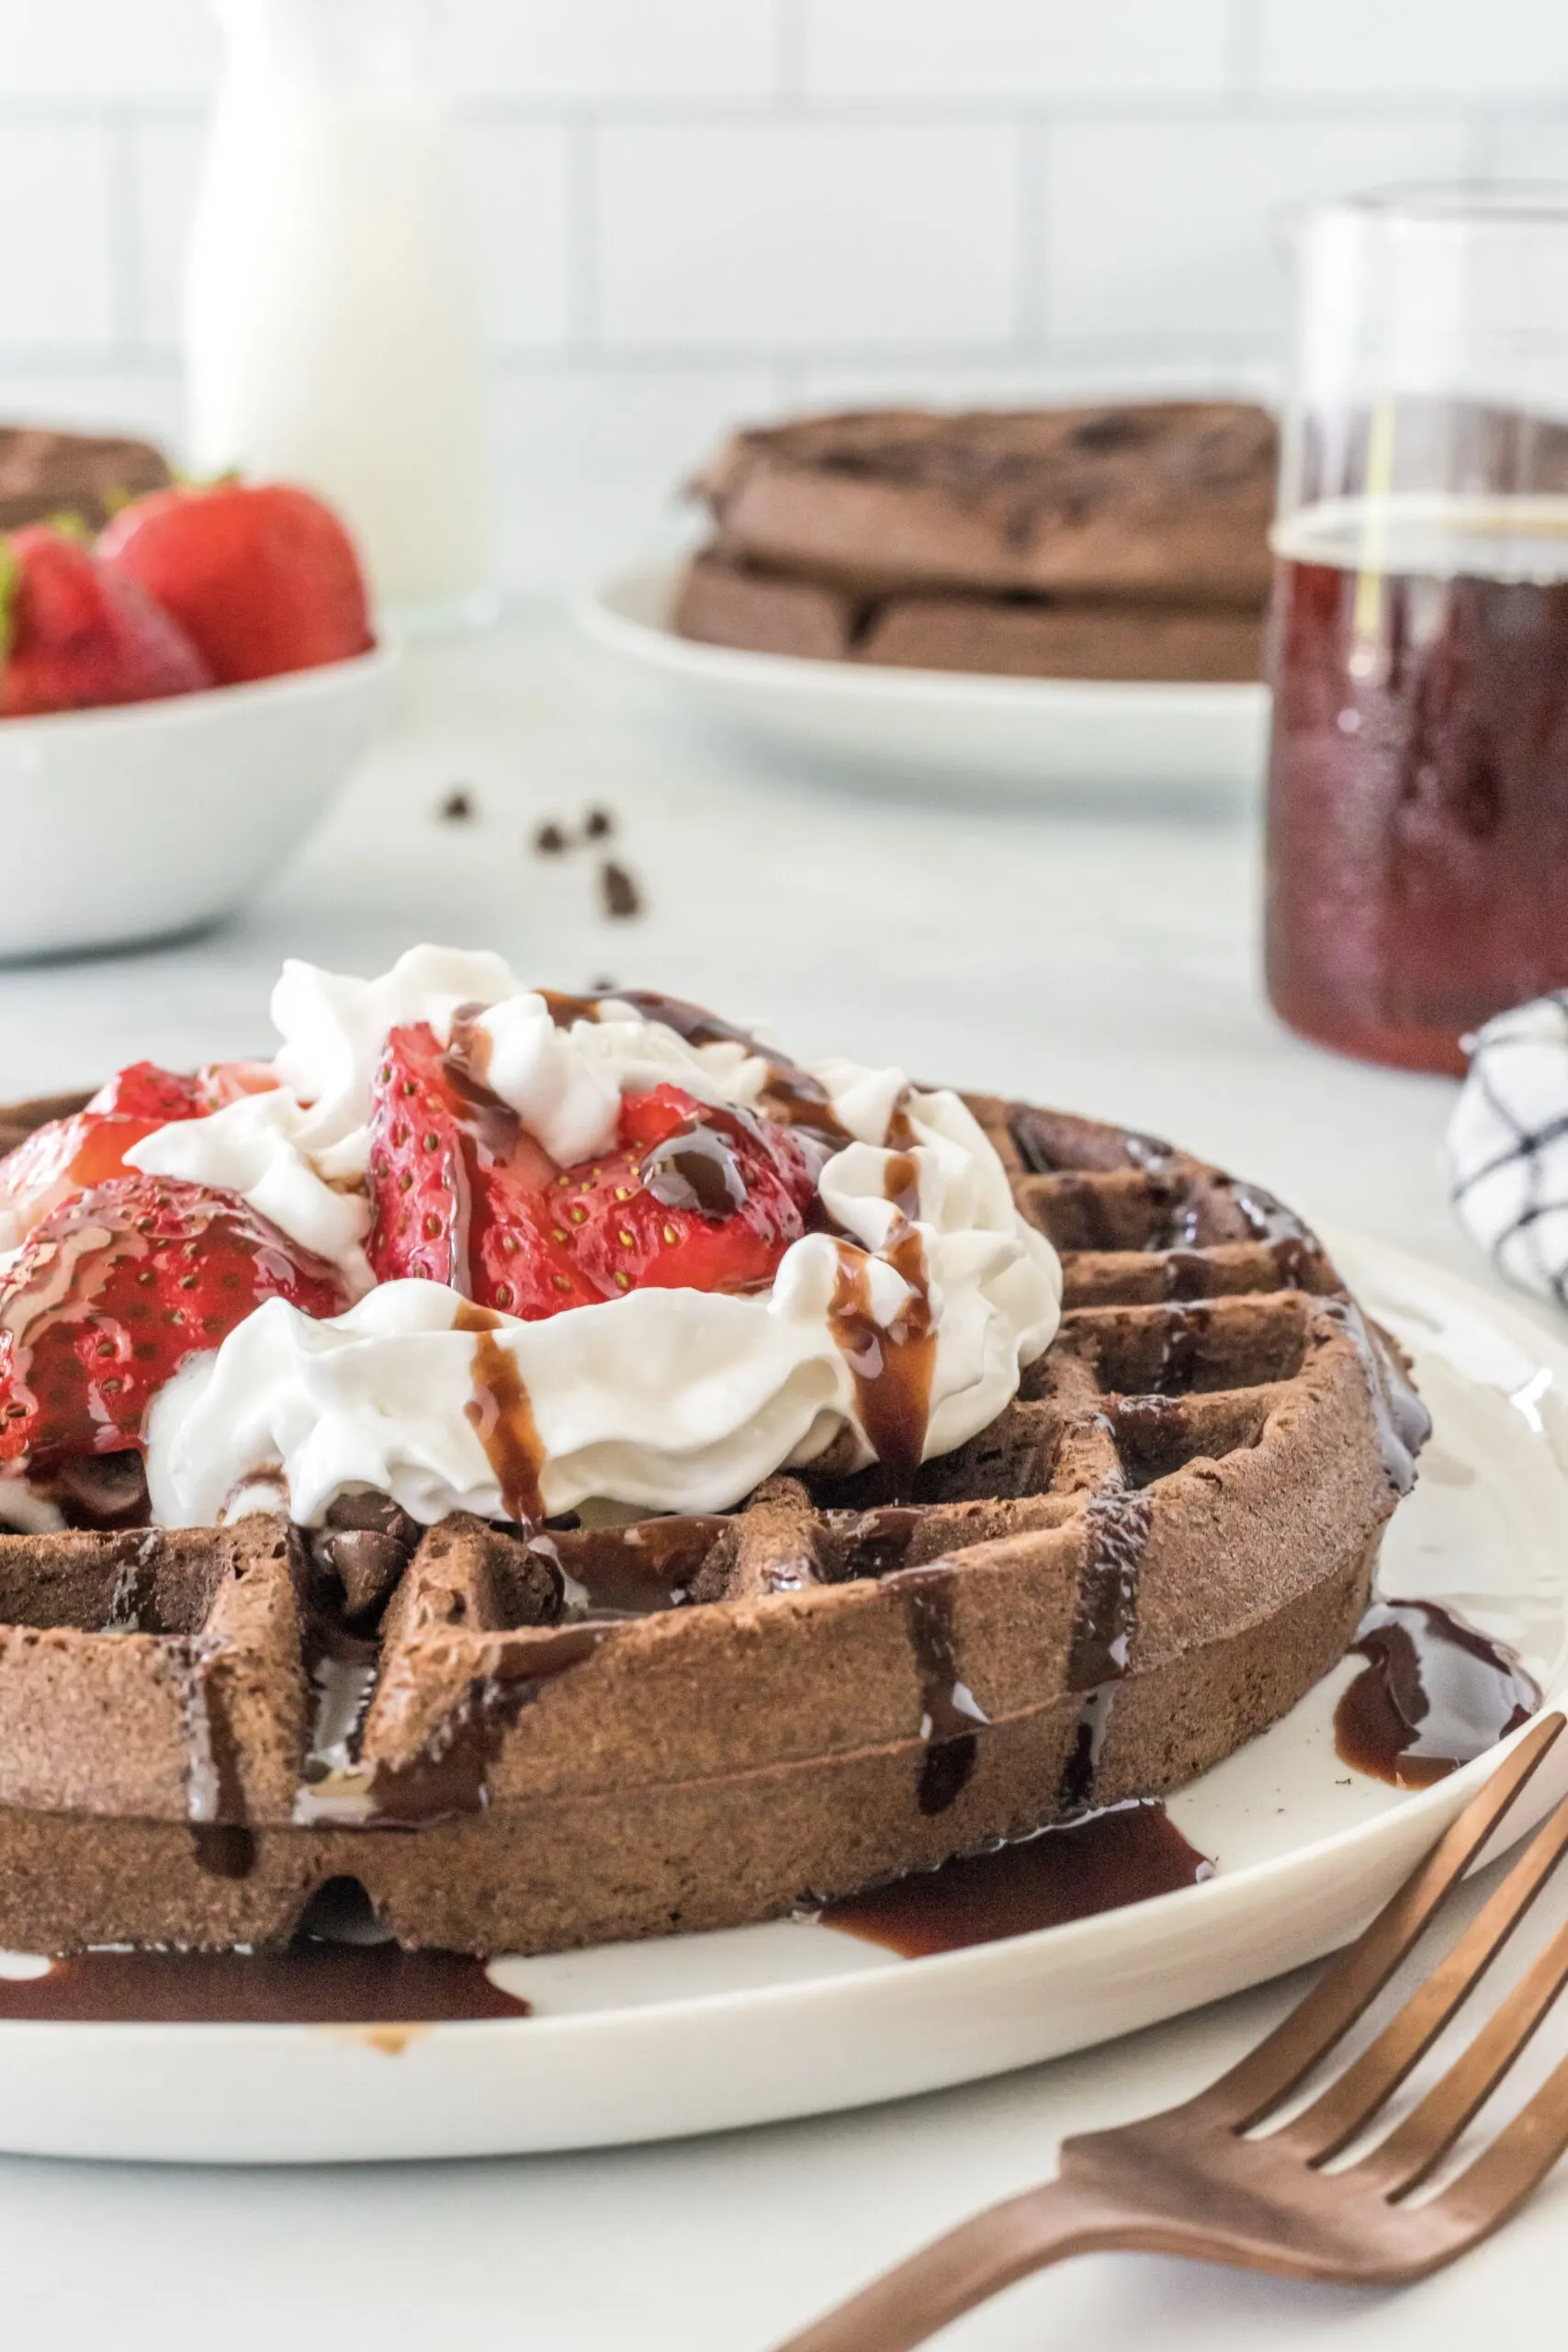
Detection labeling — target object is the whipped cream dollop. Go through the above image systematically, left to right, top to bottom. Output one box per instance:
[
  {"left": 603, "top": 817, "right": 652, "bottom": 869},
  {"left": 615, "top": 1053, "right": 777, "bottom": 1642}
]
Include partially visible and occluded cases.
[
  {"left": 115, "top": 947, "right": 1062, "bottom": 1528},
  {"left": 129, "top": 1088, "right": 376, "bottom": 1295}
]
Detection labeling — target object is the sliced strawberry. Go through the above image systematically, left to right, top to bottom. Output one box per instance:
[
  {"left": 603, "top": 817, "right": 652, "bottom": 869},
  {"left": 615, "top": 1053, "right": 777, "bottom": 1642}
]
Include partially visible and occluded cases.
[
  {"left": 366, "top": 1023, "right": 594, "bottom": 1315},
  {"left": 366, "top": 1023, "right": 470, "bottom": 1289},
  {"left": 364, "top": 1035, "right": 811, "bottom": 1317},
  {"left": 89, "top": 1057, "right": 279, "bottom": 1118},
  {"left": 0, "top": 1058, "right": 287, "bottom": 1250},
  {"left": 195, "top": 1058, "right": 279, "bottom": 1108},
  {"left": 85, "top": 1059, "right": 208, "bottom": 1121},
  {"left": 0, "top": 1062, "right": 209, "bottom": 1245},
  {"left": 565, "top": 1084, "right": 811, "bottom": 1298},
  {"left": 0, "top": 1173, "right": 352, "bottom": 1467}
]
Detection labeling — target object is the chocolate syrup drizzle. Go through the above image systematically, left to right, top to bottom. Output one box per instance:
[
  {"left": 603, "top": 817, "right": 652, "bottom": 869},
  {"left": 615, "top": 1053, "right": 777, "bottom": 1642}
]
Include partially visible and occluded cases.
[
  {"left": 538, "top": 986, "right": 854, "bottom": 1150},
  {"left": 442, "top": 1004, "right": 536, "bottom": 1173},
  {"left": 640, "top": 1114, "right": 751, "bottom": 1219},
  {"left": 827, "top": 1230, "right": 936, "bottom": 1498},
  {"left": 1322, "top": 1300, "right": 1433, "bottom": 1498},
  {"left": 454, "top": 1302, "right": 547, "bottom": 1528},
  {"left": 1059, "top": 1489, "right": 1153, "bottom": 1813},
  {"left": 529, "top": 1517, "right": 726, "bottom": 1619},
  {"left": 105, "top": 1532, "right": 161, "bottom": 1633},
  {"left": 886, "top": 1565, "right": 989, "bottom": 1815},
  {"left": 1336, "top": 1599, "right": 1540, "bottom": 1788},
  {"left": 367, "top": 1626, "right": 608, "bottom": 1826},
  {"left": 293, "top": 1631, "right": 381, "bottom": 1828},
  {"left": 182, "top": 1641, "right": 255, "bottom": 1881},
  {"left": 823, "top": 1800, "right": 1213, "bottom": 1957},
  {"left": 0, "top": 1881, "right": 531, "bottom": 2026}
]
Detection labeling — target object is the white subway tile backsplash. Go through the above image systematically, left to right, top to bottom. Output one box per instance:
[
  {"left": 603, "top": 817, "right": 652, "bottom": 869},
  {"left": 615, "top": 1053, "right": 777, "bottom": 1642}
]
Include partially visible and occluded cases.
[
  {"left": 0, "top": 0, "right": 217, "bottom": 100},
  {"left": 1, "top": 0, "right": 1565, "bottom": 584},
  {"left": 441, "top": 0, "right": 780, "bottom": 103},
  {"left": 803, "top": 0, "right": 1232, "bottom": 101},
  {"left": 1258, "top": 0, "right": 1568, "bottom": 99},
  {"left": 1042, "top": 114, "right": 1475, "bottom": 351},
  {"left": 129, "top": 117, "right": 203, "bottom": 350},
  {"left": 596, "top": 121, "right": 1021, "bottom": 349},
  {"left": 460, "top": 123, "right": 575, "bottom": 350},
  {"left": 0, "top": 125, "right": 116, "bottom": 351},
  {"left": 799, "top": 356, "right": 1282, "bottom": 415},
  {"left": 491, "top": 364, "right": 779, "bottom": 587},
  {"left": 0, "top": 366, "right": 185, "bottom": 447}
]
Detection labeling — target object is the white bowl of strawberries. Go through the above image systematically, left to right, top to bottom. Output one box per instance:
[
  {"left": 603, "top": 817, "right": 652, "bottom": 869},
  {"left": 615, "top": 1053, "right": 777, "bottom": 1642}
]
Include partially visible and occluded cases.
[{"left": 0, "top": 481, "right": 398, "bottom": 959}]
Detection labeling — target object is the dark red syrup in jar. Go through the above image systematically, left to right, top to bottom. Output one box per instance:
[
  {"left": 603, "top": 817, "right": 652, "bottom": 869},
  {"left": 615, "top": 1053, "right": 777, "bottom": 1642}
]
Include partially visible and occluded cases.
[{"left": 1266, "top": 495, "right": 1568, "bottom": 1076}]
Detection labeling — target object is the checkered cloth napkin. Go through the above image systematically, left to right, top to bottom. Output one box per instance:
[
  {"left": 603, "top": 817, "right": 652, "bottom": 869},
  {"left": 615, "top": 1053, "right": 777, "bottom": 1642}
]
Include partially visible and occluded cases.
[{"left": 1449, "top": 995, "right": 1568, "bottom": 1308}]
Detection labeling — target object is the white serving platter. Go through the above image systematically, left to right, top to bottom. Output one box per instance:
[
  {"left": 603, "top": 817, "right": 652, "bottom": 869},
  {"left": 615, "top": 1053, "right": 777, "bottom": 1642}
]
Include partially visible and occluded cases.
[
  {"left": 575, "top": 564, "right": 1271, "bottom": 802},
  {"left": 0, "top": 1231, "right": 1563, "bottom": 2165}
]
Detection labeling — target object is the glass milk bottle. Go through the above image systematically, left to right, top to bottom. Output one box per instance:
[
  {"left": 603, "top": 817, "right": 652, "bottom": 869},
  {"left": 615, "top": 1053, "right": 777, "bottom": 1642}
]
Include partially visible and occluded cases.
[{"left": 186, "top": 0, "right": 495, "bottom": 630}]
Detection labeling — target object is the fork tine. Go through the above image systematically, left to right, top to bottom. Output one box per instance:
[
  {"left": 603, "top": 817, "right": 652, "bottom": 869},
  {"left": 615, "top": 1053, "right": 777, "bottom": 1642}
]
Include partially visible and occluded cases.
[
  {"left": 1194, "top": 1713, "right": 1564, "bottom": 2132},
  {"left": 1269, "top": 1790, "right": 1568, "bottom": 2165},
  {"left": 1353, "top": 1910, "right": 1568, "bottom": 2199},
  {"left": 1427, "top": 2043, "right": 1568, "bottom": 2240}
]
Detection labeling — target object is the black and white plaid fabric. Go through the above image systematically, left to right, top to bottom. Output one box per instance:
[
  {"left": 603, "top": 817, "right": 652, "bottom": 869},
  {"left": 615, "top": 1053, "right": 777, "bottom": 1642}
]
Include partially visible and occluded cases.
[{"left": 1449, "top": 992, "right": 1568, "bottom": 1310}]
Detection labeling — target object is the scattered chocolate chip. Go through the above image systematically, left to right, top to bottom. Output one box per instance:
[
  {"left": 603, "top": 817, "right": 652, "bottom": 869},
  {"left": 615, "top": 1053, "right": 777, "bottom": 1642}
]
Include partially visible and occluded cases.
[
  {"left": 438, "top": 788, "right": 475, "bottom": 822},
  {"left": 583, "top": 807, "right": 614, "bottom": 842},
  {"left": 533, "top": 820, "right": 569, "bottom": 855},
  {"left": 600, "top": 859, "right": 643, "bottom": 920},
  {"left": 590, "top": 975, "right": 618, "bottom": 994},
  {"left": 323, "top": 1491, "right": 421, "bottom": 1547},
  {"left": 312, "top": 1529, "right": 408, "bottom": 1625}
]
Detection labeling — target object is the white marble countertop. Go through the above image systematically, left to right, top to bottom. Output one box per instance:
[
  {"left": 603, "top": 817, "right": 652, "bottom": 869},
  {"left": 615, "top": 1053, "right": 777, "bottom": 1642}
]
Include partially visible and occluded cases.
[{"left": 2, "top": 613, "right": 1562, "bottom": 2350}]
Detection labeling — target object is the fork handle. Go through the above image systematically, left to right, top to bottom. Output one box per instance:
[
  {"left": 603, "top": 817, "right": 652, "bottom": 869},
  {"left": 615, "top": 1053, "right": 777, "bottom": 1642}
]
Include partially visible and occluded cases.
[{"left": 771, "top": 2176, "right": 1153, "bottom": 2352}]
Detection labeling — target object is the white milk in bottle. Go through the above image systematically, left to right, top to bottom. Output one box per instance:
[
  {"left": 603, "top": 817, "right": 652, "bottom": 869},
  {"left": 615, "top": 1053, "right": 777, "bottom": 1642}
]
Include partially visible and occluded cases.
[{"left": 186, "top": 0, "right": 495, "bottom": 628}]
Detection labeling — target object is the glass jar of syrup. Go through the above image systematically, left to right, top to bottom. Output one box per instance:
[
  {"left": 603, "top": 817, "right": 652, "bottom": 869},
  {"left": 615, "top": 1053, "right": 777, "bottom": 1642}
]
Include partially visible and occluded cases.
[{"left": 1266, "top": 187, "right": 1568, "bottom": 1076}]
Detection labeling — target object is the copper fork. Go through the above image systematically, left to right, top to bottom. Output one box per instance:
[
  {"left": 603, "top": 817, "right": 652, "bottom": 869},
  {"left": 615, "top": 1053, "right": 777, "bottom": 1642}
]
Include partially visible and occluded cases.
[{"left": 775, "top": 1711, "right": 1568, "bottom": 2352}]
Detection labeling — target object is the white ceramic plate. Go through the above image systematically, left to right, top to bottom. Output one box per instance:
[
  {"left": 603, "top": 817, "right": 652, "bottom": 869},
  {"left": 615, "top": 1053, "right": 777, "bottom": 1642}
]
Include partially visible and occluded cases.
[
  {"left": 575, "top": 564, "right": 1271, "bottom": 801},
  {"left": 0, "top": 638, "right": 400, "bottom": 960},
  {"left": 1, "top": 1231, "right": 1564, "bottom": 2165}
]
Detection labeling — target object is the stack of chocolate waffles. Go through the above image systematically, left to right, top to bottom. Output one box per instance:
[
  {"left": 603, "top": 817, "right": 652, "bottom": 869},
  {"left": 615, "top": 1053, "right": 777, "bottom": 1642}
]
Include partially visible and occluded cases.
[
  {"left": 674, "top": 401, "right": 1276, "bottom": 683},
  {"left": 0, "top": 1091, "right": 1426, "bottom": 1957}
]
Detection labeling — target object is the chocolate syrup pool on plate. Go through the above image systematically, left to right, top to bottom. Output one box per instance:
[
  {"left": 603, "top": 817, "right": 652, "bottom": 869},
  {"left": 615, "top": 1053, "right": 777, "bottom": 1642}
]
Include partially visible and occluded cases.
[
  {"left": 1335, "top": 1598, "right": 1540, "bottom": 1789},
  {"left": 822, "top": 1803, "right": 1213, "bottom": 1958},
  {"left": 0, "top": 1884, "right": 531, "bottom": 2025}
]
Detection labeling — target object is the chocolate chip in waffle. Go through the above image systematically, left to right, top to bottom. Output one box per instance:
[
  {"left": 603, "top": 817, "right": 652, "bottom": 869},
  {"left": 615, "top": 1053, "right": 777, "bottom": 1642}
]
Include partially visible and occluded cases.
[{"left": 0, "top": 1094, "right": 1427, "bottom": 1957}]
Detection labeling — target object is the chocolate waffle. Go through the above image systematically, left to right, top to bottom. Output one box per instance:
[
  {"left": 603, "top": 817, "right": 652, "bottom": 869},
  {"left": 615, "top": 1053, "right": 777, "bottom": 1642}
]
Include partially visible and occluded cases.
[
  {"left": 674, "top": 401, "right": 1275, "bottom": 683},
  {"left": 691, "top": 403, "right": 1278, "bottom": 602},
  {"left": 0, "top": 425, "right": 171, "bottom": 534},
  {"left": 0, "top": 1092, "right": 1427, "bottom": 1957}
]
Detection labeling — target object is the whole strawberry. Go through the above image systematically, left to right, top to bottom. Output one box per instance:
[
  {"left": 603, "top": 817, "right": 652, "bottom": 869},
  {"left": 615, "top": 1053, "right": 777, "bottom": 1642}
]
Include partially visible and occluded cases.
[
  {"left": 98, "top": 481, "right": 374, "bottom": 685},
  {"left": 0, "top": 526, "right": 212, "bottom": 718},
  {"left": 0, "top": 1173, "right": 352, "bottom": 1468}
]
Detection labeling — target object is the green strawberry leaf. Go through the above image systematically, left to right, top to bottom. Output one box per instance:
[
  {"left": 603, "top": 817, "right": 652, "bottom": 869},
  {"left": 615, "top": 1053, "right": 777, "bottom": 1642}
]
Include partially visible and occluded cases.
[{"left": 0, "top": 537, "right": 17, "bottom": 673}]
